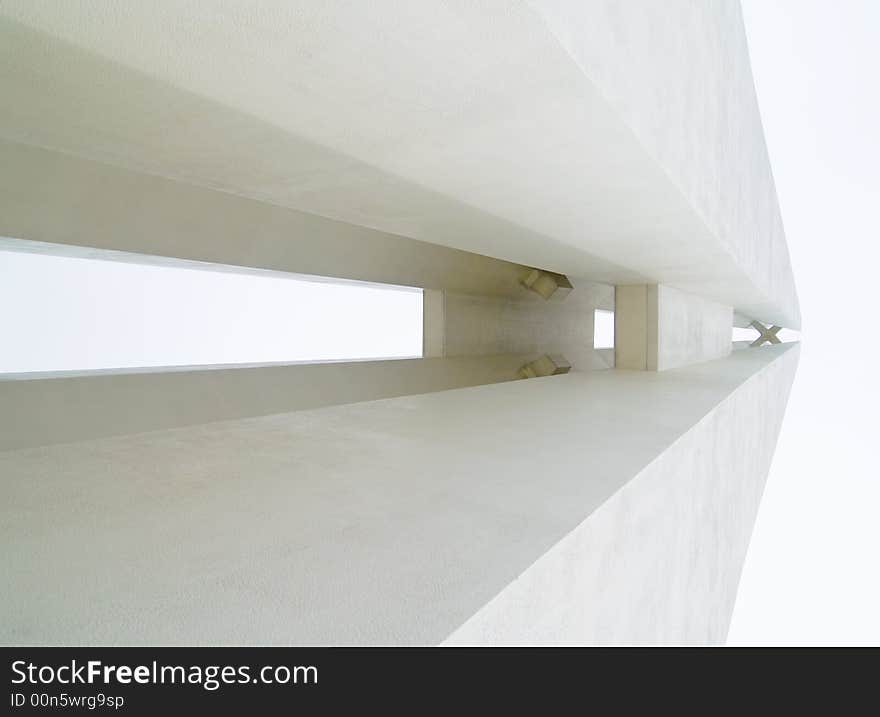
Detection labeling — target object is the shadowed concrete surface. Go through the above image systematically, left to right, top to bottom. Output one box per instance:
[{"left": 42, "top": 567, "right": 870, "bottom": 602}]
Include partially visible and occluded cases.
[
  {"left": 0, "top": 1, "right": 799, "bottom": 327},
  {"left": 442, "top": 280, "right": 614, "bottom": 369},
  {"left": 1, "top": 345, "right": 797, "bottom": 645},
  {"left": 0, "top": 355, "right": 532, "bottom": 451}
]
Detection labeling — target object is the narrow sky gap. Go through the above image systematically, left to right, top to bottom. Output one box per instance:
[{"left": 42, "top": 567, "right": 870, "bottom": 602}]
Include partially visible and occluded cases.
[
  {"left": 0, "top": 250, "right": 423, "bottom": 373},
  {"left": 593, "top": 309, "right": 614, "bottom": 349}
]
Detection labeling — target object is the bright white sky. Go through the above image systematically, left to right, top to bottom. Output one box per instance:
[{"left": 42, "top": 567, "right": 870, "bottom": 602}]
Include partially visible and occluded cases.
[
  {"left": 728, "top": 0, "right": 880, "bottom": 645},
  {"left": 0, "top": 251, "right": 423, "bottom": 372}
]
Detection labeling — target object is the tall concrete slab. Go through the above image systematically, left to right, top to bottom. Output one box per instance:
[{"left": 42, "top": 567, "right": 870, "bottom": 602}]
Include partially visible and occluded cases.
[
  {"left": 528, "top": 0, "right": 800, "bottom": 329},
  {"left": 0, "top": 2, "right": 799, "bottom": 327},
  {"left": 1, "top": 345, "right": 798, "bottom": 645},
  {"left": 445, "top": 345, "right": 798, "bottom": 644}
]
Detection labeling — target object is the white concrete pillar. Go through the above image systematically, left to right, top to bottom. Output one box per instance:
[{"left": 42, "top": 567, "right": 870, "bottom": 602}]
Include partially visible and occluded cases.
[{"left": 616, "top": 284, "right": 732, "bottom": 371}]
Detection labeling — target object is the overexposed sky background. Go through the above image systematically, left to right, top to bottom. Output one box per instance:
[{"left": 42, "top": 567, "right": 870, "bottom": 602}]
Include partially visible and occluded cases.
[
  {"left": 728, "top": 0, "right": 880, "bottom": 644},
  {"left": 0, "top": 251, "right": 423, "bottom": 372}
]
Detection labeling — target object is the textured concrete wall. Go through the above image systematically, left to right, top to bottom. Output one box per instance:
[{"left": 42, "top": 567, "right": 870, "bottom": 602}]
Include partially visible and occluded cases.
[
  {"left": 528, "top": 0, "right": 800, "bottom": 329},
  {"left": 0, "top": 4, "right": 800, "bottom": 327},
  {"left": 0, "top": 141, "right": 531, "bottom": 299},
  {"left": 442, "top": 280, "right": 614, "bottom": 370},
  {"left": 616, "top": 284, "right": 731, "bottom": 371},
  {"left": 614, "top": 285, "right": 650, "bottom": 370},
  {"left": 654, "top": 285, "right": 732, "bottom": 371},
  {"left": 444, "top": 343, "right": 799, "bottom": 645},
  {"left": 1, "top": 345, "right": 797, "bottom": 645},
  {"left": 0, "top": 355, "right": 531, "bottom": 451}
]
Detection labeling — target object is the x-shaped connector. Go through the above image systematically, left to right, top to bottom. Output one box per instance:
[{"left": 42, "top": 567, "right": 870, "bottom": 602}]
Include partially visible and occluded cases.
[{"left": 750, "top": 320, "right": 782, "bottom": 346}]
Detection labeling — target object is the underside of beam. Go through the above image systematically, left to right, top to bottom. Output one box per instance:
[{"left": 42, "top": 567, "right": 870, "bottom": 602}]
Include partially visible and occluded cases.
[
  {"left": 615, "top": 284, "right": 732, "bottom": 371},
  {"left": 0, "top": 355, "right": 534, "bottom": 451}
]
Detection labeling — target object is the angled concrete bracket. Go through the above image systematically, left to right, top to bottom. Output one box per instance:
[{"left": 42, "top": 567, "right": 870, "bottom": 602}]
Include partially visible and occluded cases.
[
  {"left": 521, "top": 269, "right": 573, "bottom": 301},
  {"left": 750, "top": 321, "right": 782, "bottom": 346},
  {"left": 518, "top": 354, "right": 571, "bottom": 379}
]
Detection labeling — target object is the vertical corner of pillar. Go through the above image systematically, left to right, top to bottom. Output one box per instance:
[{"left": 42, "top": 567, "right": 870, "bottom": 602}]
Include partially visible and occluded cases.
[{"left": 422, "top": 289, "right": 446, "bottom": 358}]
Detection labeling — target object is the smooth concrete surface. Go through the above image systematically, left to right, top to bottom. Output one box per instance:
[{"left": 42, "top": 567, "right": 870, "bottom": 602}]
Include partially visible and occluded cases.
[
  {"left": 528, "top": 0, "right": 800, "bottom": 330},
  {"left": 0, "top": 4, "right": 799, "bottom": 327},
  {"left": 0, "top": 143, "right": 534, "bottom": 301},
  {"left": 441, "top": 280, "right": 614, "bottom": 370},
  {"left": 614, "top": 285, "right": 650, "bottom": 370},
  {"left": 615, "top": 285, "right": 731, "bottom": 371},
  {"left": 653, "top": 285, "right": 732, "bottom": 371},
  {"left": 422, "top": 290, "right": 446, "bottom": 359},
  {"left": 444, "top": 343, "right": 799, "bottom": 645},
  {"left": 1, "top": 344, "right": 797, "bottom": 645},
  {"left": 0, "top": 355, "right": 531, "bottom": 451}
]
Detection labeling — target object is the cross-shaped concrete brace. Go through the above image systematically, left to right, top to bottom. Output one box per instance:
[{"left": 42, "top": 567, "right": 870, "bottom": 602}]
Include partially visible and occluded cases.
[{"left": 750, "top": 320, "right": 782, "bottom": 347}]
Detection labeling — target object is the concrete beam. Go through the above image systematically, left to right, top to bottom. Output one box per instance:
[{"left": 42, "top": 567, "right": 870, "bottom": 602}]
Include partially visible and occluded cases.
[
  {"left": 526, "top": 0, "right": 801, "bottom": 329},
  {"left": 0, "top": 4, "right": 800, "bottom": 327},
  {"left": 0, "top": 141, "right": 532, "bottom": 300},
  {"left": 444, "top": 344, "right": 799, "bottom": 645},
  {"left": 0, "top": 345, "right": 799, "bottom": 645},
  {"left": 0, "top": 356, "right": 530, "bottom": 451}
]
